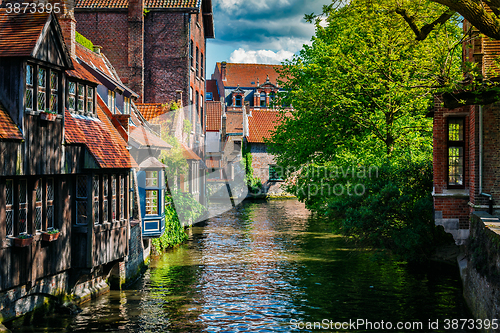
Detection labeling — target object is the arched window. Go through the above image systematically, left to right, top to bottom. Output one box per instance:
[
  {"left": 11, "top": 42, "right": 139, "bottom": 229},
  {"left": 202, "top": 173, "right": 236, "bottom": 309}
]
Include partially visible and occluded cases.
[
  {"left": 269, "top": 91, "right": 275, "bottom": 108},
  {"left": 260, "top": 92, "right": 266, "bottom": 107},
  {"left": 235, "top": 95, "right": 242, "bottom": 107}
]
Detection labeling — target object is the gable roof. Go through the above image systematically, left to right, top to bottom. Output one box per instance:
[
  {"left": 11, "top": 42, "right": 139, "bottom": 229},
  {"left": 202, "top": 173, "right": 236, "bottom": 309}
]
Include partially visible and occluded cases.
[
  {"left": 76, "top": 0, "right": 200, "bottom": 9},
  {"left": 0, "top": 9, "right": 49, "bottom": 57},
  {"left": 0, "top": 10, "right": 73, "bottom": 67},
  {"left": 217, "top": 63, "right": 284, "bottom": 88},
  {"left": 0, "top": 101, "right": 23, "bottom": 141},
  {"left": 206, "top": 101, "right": 222, "bottom": 131},
  {"left": 136, "top": 103, "right": 169, "bottom": 122},
  {"left": 65, "top": 105, "right": 137, "bottom": 168},
  {"left": 247, "top": 110, "right": 282, "bottom": 143},
  {"left": 129, "top": 124, "right": 172, "bottom": 149},
  {"left": 181, "top": 143, "right": 201, "bottom": 160}
]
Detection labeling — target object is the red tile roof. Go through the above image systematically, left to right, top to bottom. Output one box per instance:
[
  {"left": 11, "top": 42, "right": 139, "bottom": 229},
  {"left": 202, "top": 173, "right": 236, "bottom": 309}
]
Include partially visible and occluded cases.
[
  {"left": 76, "top": 0, "right": 200, "bottom": 9},
  {"left": 0, "top": 9, "right": 49, "bottom": 57},
  {"left": 76, "top": 43, "right": 114, "bottom": 78},
  {"left": 66, "top": 60, "right": 100, "bottom": 84},
  {"left": 217, "top": 63, "right": 285, "bottom": 88},
  {"left": 206, "top": 79, "right": 220, "bottom": 101},
  {"left": 0, "top": 101, "right": 23, "bottom": 140},
  {"left": 206, "top": 101, "right": 222, "bottom": 131},
  {"left": 136, "top": 103, "right": 169, "bottom": 122},
  {"left": 64, "top": 105, "right": 137, "bottom": 168},
  {"left": 247, "top": 110, "right": 283, "bottom": 143},
  {"left": 225, "top": 112, "right": 243, "bottom": 134},
  {"left": 129, "top": 125, "right": 172, "bottom": 149},
  {"left": 181, "top": 143, "right": 201, "bottom": 160},
  {"left": 205, "top": 159, "right": 220, "bottom": 169}
]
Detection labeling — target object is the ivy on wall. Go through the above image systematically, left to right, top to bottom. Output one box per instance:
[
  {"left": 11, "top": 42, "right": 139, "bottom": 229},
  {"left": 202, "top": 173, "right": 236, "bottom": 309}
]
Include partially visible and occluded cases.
[{"left": 241, "top": 142, "right": 262, "bottom": 194}]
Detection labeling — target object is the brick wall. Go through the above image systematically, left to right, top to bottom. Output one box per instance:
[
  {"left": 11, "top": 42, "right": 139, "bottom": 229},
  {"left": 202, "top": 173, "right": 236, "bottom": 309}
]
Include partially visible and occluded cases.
[{"left": 250, "top": 143, "right": 286, "bottom": 195}]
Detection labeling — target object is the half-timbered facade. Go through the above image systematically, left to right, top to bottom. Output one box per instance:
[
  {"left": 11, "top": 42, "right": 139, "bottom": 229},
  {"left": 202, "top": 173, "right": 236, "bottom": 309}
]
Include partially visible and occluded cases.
[{"left": 0, "top": 9, "right": 137, "bottom": 321}]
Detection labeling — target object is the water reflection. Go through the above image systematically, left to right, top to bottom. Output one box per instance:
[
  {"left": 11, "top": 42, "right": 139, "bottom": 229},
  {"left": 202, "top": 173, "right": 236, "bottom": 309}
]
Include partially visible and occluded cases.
[{"left": 7, "top": 199, "right": 474, "bottom": 332}]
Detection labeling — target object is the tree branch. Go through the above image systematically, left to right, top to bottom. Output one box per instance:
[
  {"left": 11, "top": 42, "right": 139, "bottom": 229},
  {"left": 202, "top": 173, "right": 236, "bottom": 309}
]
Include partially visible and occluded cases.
[{"left": 395, "top": 8, "right": 455, "bottom": 41}]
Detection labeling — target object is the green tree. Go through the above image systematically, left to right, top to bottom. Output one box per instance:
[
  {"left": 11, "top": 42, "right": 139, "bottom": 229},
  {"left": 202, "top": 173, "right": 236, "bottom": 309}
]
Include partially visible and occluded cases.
[{"left": 270, "top": 0, "right": 460, "bottom": 261}]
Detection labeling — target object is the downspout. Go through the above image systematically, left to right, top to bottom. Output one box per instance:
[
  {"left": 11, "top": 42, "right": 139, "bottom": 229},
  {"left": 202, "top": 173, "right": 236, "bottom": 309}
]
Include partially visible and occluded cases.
[{"left": 479, "top": 105, "right": 494, "bottom": 214}]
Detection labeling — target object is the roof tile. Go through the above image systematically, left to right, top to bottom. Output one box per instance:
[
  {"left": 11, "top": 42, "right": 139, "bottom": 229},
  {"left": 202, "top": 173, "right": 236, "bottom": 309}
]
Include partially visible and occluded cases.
[
  {"left": 76, "top": 0, "right": 200, "bottom": 9},
  {"left": 0, "top": 9, "right": 49, "bottom": 57},
  {"left": 217, "top": 63, "right": 285, "bottom": 88},
  {"left": 0, "top": 101, "right": 23, "bottom": 140},
  {"left": 206, "top": 101, "right": 222, "bottom": 131},
  {"left": 136, "top": 103, "right": 169, "bottom": 122},
  {"left": 247, "top": 110, "right": 283, "bottom": 143},
  {"left": 225, "top": 112, "right": 243, "bottom": 134},
  {"left": 129, "top": 125, "right": 172, "bottom": 149}
]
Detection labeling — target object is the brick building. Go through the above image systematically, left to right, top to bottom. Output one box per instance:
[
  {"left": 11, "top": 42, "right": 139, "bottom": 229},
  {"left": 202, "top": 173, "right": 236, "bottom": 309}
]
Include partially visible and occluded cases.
[
  {"left": 432, "top": 21, "right": 500, "bottom": 245},
  {"left": 206, "top": 63, "right": 290, "bottom": 197}
]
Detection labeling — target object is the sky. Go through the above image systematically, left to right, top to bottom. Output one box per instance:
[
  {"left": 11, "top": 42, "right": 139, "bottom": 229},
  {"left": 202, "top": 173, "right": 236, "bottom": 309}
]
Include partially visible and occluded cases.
[{"left": 205, "top": 0, "right": 331, "bottom": 78}]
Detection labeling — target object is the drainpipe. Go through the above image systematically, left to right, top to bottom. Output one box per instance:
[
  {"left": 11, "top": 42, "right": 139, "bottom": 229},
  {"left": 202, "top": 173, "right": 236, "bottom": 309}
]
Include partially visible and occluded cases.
[{"left": 479, "top": 105, "right": 494, "bottom": 214}]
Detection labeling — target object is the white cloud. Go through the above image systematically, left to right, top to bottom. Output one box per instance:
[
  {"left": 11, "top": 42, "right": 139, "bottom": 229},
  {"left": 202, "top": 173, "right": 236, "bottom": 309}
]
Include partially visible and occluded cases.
[{"left": 229, "top": 48, "right": 294, "bottom": 64}]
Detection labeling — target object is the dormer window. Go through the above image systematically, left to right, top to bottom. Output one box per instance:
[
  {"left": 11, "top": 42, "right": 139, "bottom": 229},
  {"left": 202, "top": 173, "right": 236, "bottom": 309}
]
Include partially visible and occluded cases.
[
  {"left": 25, "top": 65, "right": 33, "bottom": 111},
  {"left": 37, "top": 68, "right": 46, "bottom": 111},
  {"left": 68, "top": 81, "right": 76, "bottom": 111},
  {"left": 77, "top": 83, "right": 85, "bottom": 112},
  {"left": 87, "top": 87, "right": 94, "bottom": 113},
  {"left": 108, "top": 90, "right": 115, "bottom": 113},
  {"left": 269, "top": 91, "right": 275, "bottom": 108},
  {"left": 260, "top": 92, "right": 266, "bottom": 107},
  {"left": 235, "top": 95, "right": 242, "bottom": 107}
]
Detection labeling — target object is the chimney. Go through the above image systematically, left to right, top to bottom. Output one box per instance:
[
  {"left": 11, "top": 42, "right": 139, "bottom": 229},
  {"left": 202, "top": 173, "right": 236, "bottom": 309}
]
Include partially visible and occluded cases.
[
  {"left": 128, "top": 0, "right": 145, "bottom": 102},
  {"left": 56, "top": 3, "right": 76, "bottom": 59},
  {"left": 221, "top": 61, "right": 227, "bottom": 81},
  {"left": 220, "top": 96, "right": 226, "bottom": 151}
]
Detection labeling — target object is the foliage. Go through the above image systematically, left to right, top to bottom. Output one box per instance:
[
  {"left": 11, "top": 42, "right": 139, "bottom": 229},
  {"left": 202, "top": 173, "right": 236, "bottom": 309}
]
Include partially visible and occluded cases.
[
  {"left": 270, "top": 0, "right": 460, "bottom": 261},
  {"left": 75, "top": 31, "right": 94, "bottom": 51},
  {"left": 183, "top": 119, "right": 192, "bottom": 134},
  {"left": 241, "top": 142, "right": 262, "bottom": 193},
  {"left": 170, "top": 189, "right": 206, "bottom": 223},
  {"left": 151, "top": 196, "right": 188, "bottom": 252},
  {"left": 46, "top": 229, "right": 60, "bottom": 234},
  {"left": 17, "top": 234, "right": 32, "bottom": 239}
]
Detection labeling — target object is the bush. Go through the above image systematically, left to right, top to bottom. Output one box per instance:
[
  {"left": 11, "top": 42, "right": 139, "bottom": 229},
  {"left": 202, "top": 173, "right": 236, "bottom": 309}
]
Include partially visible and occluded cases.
[
  {"left": 295, "top": 161, "right": 451, "bottom": 262},
  {"left": 151, "top": 195, "right": 188, "bottom": 252}
]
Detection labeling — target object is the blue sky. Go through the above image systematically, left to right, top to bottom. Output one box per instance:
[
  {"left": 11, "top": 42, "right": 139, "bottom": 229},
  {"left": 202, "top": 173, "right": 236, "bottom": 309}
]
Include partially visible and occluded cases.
[{"left": 205, "top": 0, "right": 331, "bottom": 77}]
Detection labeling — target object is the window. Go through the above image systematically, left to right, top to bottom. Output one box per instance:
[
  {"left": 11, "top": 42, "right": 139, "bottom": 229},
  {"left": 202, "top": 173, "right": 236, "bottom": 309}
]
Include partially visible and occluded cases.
[
  {"left": 190, "top": 40, "right": 194, "bottom": 68},
  {"left": 196, "top": 46, "right": 199, "bottom": 77},
  {"left": 201, "top": 53, "right": 204, "bottom": 78},
  {"left": 25, "top": 65, "right": 33, "bottom": 111},
  {"left": 37, "top": 68, "right": 46, "bottom": 111},
  {"left": 50, "top": 72, "right": 58, "bottom": 113},
  {"left": 68, "top": 81, "right": 76, "bottom": 111},
  {"left": 77, "top": 83, "right": 85, "bottom": 112},
  {"left": 87, "top": 87, "right": 94, "bottom": 114},
  {"left": 108, "top": 90, "right": 115, "bottom": 113},
  {"left": 196, "top": 91, "right": 199, "bottom": 115},
  {"left": 269, "top": 91, "right": 275, "bottom": 108},
  {"left": 206, "top": 92, "right": 213, "bottom": 101},
  {"left": 260, "top": 92, "right": 266, "bottom": 107},
  {"left": 235, "top": 95, "right": 242, "bottom": 107},
  {"left": 124, "top": 97, "right": 130, "bottom": 115},
  {"left": 448, "top": 118, "right": 465, "bottom": 188},
  {"left": 234, "top": 140, "right": 241, "bottom": 152},
  {"left": 269, "top": 165, "right": 284, "bottom": 181},
  {"left": 145, "top": 171, "right": 159, "bottom": 215},
  {"left": 103, "top": 175, "right": 109, "bottom": 222},
  {"left": 112, "top": 175, "right": 117, "bottom": 221},
  {"left": 76, "top": 176, "right": 88, "bottom": 224},
  {"left": 93, "top": 176, "right": 99, "bottom": 224},
  {"left": 120, "top": 176, "right": 125, "bottom": 220},
  {"left": 47, "top": 178, "right": 54, "bottom": 230},
  {"left": 18, "top": 179, "right": 27, "bottom": 234},
  {"left": 35, "top": 179, "right": 42, "bottom": 231},
  {"left": 6, "top": 180, "right": 13, "bottom": 237},
  {"left": 145, "top": 190, "right": 159, "bottom": 215}
]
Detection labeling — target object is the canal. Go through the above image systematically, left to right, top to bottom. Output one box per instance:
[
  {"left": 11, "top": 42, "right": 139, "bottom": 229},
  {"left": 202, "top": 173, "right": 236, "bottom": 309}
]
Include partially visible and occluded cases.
[{"left": 8, "top": 199, "right": 474, "bottom": 332}]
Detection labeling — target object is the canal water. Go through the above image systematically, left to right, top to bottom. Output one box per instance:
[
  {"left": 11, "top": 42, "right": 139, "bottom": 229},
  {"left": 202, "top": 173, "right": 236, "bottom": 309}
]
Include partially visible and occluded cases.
[{"left": 8, "top": 199, "right": 474, "bottom": 332}]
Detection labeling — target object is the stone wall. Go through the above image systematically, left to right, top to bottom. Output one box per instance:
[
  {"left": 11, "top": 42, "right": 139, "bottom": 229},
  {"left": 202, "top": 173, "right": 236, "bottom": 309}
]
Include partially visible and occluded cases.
[
  {"left": 250, "top": 143, "right": 286, "bottom": 196},
  {"left": 460, "top": 212, "right": 500, "bottom": 332},
  {"left": 124, "top": 221, "right": 149, "bottom": 286}
]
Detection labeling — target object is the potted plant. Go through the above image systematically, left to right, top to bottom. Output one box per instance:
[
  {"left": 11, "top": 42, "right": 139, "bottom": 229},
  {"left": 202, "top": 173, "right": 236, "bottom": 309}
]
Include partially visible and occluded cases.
[
  {"left": 40, "top": 109, "right": 57, "bottom": 121},
  {"left": 41, "top": 229, "right": 60, "bottom": 242},
  {"left": 14, "top": 234, "right": 33, "bottom": 247}
]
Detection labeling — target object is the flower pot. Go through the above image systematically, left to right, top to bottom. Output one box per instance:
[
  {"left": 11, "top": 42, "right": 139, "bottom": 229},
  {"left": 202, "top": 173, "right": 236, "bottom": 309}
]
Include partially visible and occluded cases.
[
  {"left": 40, "top": 111, "right": 57, "bottom": 121},
  {"left": 42, "top": 232, "right": 60, "bottom": 242},
  {"left": 14, "top": 236, "right": 33, "bottom": 248}
]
